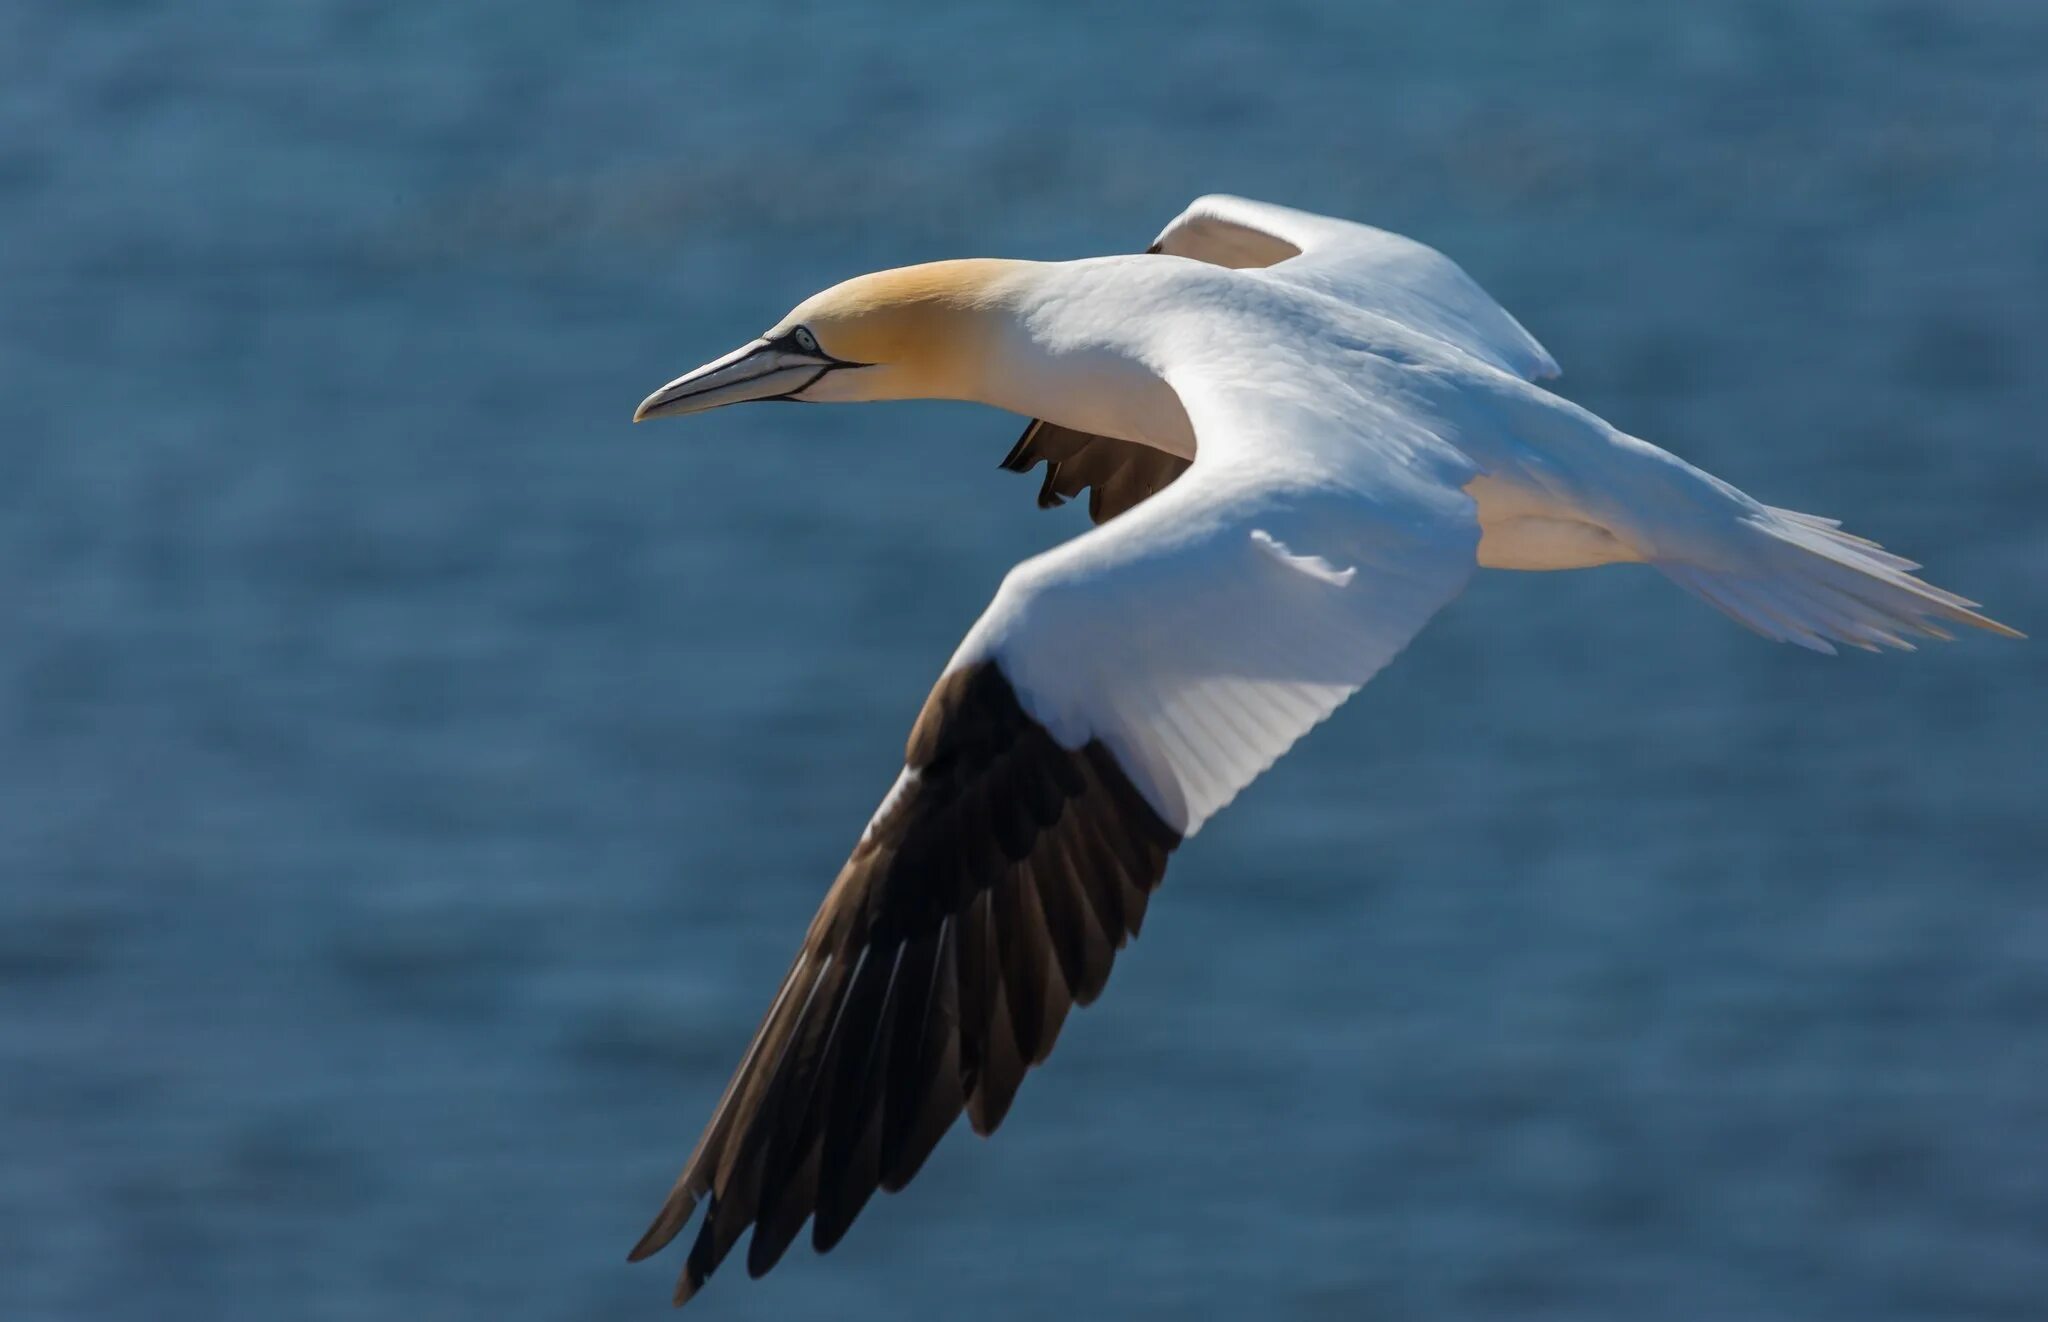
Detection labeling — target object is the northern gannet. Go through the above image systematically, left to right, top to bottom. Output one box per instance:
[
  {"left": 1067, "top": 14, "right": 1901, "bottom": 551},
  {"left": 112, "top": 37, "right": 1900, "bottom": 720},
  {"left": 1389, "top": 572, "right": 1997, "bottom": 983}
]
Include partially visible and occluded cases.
[{"left": 626, "top": 195, "right": 2017, "bottom": 1305}]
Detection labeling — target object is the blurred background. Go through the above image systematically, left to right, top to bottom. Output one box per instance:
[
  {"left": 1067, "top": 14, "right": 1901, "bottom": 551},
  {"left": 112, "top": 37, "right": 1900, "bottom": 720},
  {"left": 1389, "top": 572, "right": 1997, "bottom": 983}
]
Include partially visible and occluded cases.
[{"left": 4, "top": 3, "right": 2046, "bottom": 1319}]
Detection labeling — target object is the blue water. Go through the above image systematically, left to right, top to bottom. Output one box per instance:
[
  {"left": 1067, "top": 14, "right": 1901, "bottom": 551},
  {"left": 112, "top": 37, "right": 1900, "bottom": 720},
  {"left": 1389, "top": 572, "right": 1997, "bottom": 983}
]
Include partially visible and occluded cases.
[{"left": 5, "top": 4, "right": 2046, "bottom": 1318}]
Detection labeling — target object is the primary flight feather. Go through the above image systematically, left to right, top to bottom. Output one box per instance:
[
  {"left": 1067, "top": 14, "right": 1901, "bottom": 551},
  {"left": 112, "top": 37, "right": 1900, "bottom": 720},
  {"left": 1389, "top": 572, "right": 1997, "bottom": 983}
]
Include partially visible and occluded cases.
[{"left": 626, "top": 195, "right": 2018, "bottom": 1305}]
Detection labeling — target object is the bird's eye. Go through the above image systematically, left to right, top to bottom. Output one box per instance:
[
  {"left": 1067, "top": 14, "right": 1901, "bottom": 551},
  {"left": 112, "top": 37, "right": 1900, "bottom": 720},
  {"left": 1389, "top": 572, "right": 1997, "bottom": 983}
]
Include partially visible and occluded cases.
[{"left": 791, "top": 326, "right": 820, "bottom": 355}]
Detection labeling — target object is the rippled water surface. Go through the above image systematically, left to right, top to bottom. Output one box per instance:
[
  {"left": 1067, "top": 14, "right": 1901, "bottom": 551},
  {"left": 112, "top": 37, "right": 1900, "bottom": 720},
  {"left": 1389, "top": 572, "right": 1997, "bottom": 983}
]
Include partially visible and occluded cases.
[{"left": 4, "top": 4, "right": 2046, "bottom": 1319}]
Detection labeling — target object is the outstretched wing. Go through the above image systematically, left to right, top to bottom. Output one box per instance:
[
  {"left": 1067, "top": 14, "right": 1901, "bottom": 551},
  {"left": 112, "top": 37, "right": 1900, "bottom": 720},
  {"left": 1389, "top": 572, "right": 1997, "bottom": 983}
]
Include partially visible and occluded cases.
[
  {"left": 999, "top": 194, "right": 1553, "bottom": 527},
  {"left": 1150, "top": 194, "right": 1560, "bottom": 381},
  {"left": 637, "top": 378, "right": 1483, "bottom": 1305},
  {"left": 630, "top": 658, "right": 1178, "bottom": 1303}
]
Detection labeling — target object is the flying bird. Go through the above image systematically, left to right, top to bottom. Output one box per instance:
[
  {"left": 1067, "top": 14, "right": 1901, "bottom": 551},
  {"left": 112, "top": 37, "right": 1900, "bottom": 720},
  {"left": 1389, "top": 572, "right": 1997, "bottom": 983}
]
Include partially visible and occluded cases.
[{"left": 626, "top": 195, "right": 2017, "bottom": 1304}]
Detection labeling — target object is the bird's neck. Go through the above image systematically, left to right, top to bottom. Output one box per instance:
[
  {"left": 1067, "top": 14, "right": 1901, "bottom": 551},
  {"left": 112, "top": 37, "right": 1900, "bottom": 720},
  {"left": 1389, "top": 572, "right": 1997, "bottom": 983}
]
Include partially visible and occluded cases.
[
  {"left": 811, "top": 258, "right": 1197, "bottom": 458},
  {"left": 969, "top": 262, "right": 1197, "bottom": 459}
]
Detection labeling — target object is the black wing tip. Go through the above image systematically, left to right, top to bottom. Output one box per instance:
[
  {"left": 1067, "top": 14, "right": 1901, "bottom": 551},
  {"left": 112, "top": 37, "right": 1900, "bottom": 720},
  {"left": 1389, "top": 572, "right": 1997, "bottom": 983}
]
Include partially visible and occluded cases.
[
  {"left": 998, "top": 419, "right": 1044, "bottom": 473},
  {"left": 998, "top": 420, "right": 1193, "bottom": 525},
  {"left": 1036, "top": 466, "right": 1069, "bottom": 509},
  {"left": 636, "top": 660, "right": 1185, "bottom": 1309},
  {"left": 965, "top": 1092, "right": 1015, "bottom": 1137},
  {"left": 812, "top": 1186, "right": 880, "bottom": 1254},
  {"left": 629, "top": 1192, "right": 697, "bottom": 1262},
  {"left": 746, "top": 1224, "right": 796, "bottom": 1279}
]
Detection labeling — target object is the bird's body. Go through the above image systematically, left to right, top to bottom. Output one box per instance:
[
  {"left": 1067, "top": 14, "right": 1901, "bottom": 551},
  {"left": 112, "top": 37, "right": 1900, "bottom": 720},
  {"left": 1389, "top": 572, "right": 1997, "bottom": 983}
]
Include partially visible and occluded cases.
[{"left": 627, "top": 196, "right": 2015, "bottom": 1304}]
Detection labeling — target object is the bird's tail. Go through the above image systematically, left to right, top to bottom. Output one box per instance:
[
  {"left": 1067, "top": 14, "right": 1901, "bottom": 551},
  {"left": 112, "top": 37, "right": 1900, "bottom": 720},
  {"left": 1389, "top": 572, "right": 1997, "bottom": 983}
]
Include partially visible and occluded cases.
[{"left": 1654, "top": 506, "right": 2020, "bottom": 654}]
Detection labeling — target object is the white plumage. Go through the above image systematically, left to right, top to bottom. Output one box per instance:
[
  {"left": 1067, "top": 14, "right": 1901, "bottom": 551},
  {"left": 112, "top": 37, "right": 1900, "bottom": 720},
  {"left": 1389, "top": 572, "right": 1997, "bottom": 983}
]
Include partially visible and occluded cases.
[
  {"left": 626, "top": 195, "right": 2018, "bottom": 1306},
  {"left": 932, "top": 195, "right": 2012, "bottom": 830}
]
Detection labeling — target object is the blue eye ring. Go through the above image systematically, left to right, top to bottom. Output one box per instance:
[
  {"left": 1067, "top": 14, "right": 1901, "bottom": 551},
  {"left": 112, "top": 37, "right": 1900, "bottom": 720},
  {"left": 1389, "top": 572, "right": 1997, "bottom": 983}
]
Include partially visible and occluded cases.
[{"left": 792, "top": 326, "right": 819, "bottom": 355}]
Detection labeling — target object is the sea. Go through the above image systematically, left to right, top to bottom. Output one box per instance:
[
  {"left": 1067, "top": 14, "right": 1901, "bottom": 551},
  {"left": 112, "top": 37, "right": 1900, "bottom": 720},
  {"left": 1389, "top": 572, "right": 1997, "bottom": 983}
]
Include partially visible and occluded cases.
[{"left": 3, "top": 3, "right": 2045, "bottom": 1318}]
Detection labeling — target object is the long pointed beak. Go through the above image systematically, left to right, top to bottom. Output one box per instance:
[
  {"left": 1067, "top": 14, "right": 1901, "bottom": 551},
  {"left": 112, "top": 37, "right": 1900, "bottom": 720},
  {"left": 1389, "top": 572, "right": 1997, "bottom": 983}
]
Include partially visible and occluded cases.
[{"left": 632, "top": 338, "right": 834, "bottom": 422}]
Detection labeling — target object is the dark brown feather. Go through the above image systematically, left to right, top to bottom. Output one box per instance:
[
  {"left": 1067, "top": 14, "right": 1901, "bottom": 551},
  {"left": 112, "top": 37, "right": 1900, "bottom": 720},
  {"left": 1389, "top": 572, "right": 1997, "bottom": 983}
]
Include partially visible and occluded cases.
[
  {"left": 999, "top": 419, "right": 1193, "bottom": 525},
  {"left": 633, "top": 661, "right": 1180, "bottom": 1305},
  {"left": 1033, "top": 836, "right": 1115, "bottom": 1005},
  {"left": 1013, "top": 866, "right": 1074, "bottom": 1064},
  {"left": 993, "top": 868, "right": 1045, "bottom": 1063},
  {"left": 966, "top": 922, "right": 1026, "bottom": 1136},
  {"left": 878, "top": 929, "right": 962, "bottom": 1193},
  {"left": 745, "top": 947, "right": 891, "bottom": 1275},
  {"left": 812, "top": 953, "right": 895, "bottom": 1251},
  {"left": 744, "top": 1135, "right": 818, "bottom": 1277}
]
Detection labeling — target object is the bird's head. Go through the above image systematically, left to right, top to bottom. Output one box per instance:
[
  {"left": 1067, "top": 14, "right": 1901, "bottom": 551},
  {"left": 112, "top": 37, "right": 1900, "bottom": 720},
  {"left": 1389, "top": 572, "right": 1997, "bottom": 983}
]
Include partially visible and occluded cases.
[{"left": 633, "top": 259, "right": 1023, "bottom": 422}]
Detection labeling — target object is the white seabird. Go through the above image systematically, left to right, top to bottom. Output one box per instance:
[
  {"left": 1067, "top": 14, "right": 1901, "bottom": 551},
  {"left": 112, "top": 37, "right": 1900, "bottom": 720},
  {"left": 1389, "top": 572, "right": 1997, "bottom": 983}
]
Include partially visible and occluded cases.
[{"left": 626, "top": 195, "right": 2017, "bottom": 1304}]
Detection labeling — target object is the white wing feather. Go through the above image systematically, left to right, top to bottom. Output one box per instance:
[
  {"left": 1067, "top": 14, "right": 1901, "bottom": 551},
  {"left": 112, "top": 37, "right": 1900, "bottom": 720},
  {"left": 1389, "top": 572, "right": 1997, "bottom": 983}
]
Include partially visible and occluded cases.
[
  {"left": 1152, "top": 193, "right": 1561, "bottom": 382},
  {"left": 949, "top": 380, "right": 1480, "bottom": 835}
]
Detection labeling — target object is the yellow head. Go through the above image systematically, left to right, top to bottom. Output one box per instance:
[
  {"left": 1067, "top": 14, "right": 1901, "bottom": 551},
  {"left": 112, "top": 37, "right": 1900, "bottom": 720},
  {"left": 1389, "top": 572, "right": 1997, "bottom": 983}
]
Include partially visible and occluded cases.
[{"left": 633, "top": 259, "right": 1024, "bottom": 421}]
